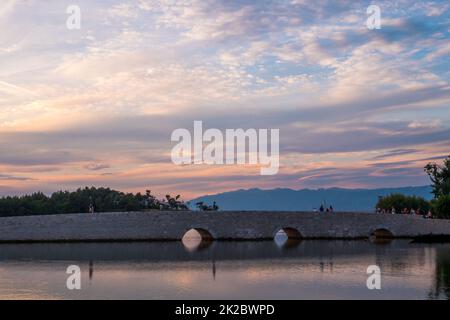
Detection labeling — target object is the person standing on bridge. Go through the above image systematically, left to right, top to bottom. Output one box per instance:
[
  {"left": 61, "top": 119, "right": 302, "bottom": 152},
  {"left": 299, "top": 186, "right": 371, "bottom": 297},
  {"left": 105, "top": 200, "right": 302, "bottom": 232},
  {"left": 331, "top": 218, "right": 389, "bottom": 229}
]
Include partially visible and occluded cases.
[{"left": 88, "top": 196, "right": 95, "bottom": 214}]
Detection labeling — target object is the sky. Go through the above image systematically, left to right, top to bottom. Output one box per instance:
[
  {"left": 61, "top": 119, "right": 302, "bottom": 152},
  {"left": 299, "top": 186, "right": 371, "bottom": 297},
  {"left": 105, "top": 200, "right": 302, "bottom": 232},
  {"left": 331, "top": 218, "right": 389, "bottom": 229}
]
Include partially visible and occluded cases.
[{"left": 0, "top": 0, "right": 449, "bottom": 199}]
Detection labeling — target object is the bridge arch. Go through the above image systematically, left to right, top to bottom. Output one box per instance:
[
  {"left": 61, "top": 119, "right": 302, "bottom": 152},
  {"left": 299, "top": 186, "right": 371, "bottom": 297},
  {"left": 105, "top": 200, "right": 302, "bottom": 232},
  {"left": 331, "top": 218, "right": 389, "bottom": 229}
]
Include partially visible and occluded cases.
[
  {"left": 182, "top": 227, "right": 215, "bottom": 241},
  {"left": 274, "top": 227, "right": 303, "bottom": 241},
  {"left": 274, "top": 227, "right": 303, "bottom": 247},
  {"left": 275, "top": 227, "right": 303, "bottom": 239},
  {"left": 181, "top": 228, "right": 215, "bottom": 252},
  {"left": 370, "top": 228, "right": 394, "bottom": 239}
]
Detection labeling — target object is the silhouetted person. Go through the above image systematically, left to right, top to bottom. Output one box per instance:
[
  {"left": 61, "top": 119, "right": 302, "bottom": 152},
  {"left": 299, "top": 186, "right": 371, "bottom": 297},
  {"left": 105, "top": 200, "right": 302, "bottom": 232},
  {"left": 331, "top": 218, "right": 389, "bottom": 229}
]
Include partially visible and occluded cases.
[
  {"left": 88, "top": 196, "right": 94, "bottom": 214},
  {"left": 319, "top": 205, "right": 324, "bottom": 212}
]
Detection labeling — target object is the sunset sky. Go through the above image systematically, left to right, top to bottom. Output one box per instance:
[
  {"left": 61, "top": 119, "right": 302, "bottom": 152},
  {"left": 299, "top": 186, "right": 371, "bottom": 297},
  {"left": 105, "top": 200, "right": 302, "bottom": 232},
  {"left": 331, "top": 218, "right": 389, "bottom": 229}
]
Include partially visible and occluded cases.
[{"left": 0, "top": 0, "right": 449, "bottom": 198}]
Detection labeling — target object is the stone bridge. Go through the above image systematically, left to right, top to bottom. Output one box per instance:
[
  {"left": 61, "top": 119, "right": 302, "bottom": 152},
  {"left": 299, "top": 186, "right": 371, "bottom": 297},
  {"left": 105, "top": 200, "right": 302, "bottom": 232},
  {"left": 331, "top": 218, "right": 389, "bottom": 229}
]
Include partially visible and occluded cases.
[{"left": 0, "top": 211, "right": 450, "bottom": 242}]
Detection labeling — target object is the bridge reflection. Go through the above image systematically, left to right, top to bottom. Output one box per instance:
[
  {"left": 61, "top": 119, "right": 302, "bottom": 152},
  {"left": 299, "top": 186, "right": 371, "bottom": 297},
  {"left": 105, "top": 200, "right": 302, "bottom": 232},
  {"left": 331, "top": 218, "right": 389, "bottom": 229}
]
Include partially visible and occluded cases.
[
  {"left": 0, "top": 239, "right": 433, "bottom": 263},
  {"left": 429, "top": 246, "right": 450, "bottom": 299}
]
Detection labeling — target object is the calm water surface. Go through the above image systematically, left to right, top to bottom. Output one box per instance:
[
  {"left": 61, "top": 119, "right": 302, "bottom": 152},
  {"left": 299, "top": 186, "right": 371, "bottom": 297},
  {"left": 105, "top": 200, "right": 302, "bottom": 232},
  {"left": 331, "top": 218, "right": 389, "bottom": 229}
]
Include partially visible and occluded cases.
[{"left": 0, "top": 235, "right": 449, "bottom": 300}]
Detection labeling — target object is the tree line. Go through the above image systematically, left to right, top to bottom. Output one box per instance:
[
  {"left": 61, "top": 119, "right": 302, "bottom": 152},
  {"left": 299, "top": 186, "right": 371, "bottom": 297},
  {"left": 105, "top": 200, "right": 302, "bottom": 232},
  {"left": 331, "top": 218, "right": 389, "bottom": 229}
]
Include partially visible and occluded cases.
[
  {"left": 376, "top": 156, "right": 450, "bottom": 218},
  {"left": 0, "top": 188, "right": 192, "bottom": 217}
]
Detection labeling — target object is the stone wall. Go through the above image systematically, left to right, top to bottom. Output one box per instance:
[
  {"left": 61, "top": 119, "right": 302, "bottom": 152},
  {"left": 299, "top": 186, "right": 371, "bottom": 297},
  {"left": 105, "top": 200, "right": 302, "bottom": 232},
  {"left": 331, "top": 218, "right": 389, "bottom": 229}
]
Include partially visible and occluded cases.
[{"left": 0, "top": 211, "right": 449, "bottom": 242}]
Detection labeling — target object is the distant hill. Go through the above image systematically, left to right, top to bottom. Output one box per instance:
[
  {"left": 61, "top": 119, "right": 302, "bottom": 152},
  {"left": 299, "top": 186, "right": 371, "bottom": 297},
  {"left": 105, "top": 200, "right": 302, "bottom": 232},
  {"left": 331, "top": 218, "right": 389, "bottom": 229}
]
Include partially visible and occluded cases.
[{"left": 188, "top": 186, "right": 433, "bottom": 212}]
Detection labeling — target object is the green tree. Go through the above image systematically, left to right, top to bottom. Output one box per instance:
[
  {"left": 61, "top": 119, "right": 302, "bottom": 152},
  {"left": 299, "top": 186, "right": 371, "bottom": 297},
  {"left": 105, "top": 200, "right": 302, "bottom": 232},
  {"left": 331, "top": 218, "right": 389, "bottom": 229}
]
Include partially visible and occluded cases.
[
  {"left": 424, "top": 156, "right": 450, "bottom": 198},
  {"left": 425, "top": 156, "right": 450, "bottom": 218},
  {"left": 0, "top": 187, "right": 190, "bottom": 217},
  {"left": 376, "top": 193, "right": 430, "bottom": 213},
  {"left": 431, "top": 195, "right": 450, "bottom": 219}
]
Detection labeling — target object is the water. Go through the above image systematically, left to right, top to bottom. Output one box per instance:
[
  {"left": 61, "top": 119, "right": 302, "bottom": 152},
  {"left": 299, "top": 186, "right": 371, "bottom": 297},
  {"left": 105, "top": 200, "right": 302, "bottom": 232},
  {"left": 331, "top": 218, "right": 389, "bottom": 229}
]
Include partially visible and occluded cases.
[{"left": 0, "top": 235, "right": 449, "bottom": 299}]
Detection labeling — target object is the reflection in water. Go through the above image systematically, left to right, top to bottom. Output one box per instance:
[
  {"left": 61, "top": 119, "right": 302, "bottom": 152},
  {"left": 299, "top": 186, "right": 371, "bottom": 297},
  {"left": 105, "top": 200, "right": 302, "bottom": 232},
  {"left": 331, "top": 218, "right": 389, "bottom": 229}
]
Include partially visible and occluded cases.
[
  {"left": 369, "top": 237, "right": 394, "bottom": 246},
  {"left": 0, "top": 240, "right": 448, "bottom": 300},
  {"left": 429, "top": 245, "right": 450, "bottom": 299},
  {"left": 89, "top": 261, "right": 94, "bottom": 282}
]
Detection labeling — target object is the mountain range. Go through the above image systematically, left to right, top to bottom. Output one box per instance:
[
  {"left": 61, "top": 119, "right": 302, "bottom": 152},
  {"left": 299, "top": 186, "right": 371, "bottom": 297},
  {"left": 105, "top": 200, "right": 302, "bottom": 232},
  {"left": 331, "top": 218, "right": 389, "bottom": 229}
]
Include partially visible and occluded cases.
[{"left": 188, "top": 186, "right": 433, "bottom": 212}]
